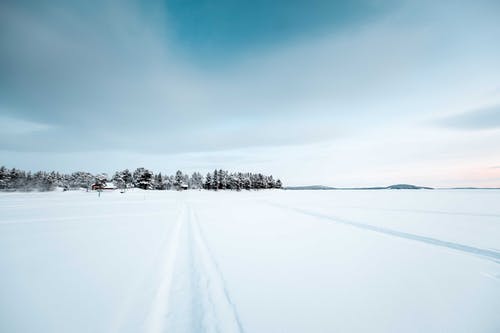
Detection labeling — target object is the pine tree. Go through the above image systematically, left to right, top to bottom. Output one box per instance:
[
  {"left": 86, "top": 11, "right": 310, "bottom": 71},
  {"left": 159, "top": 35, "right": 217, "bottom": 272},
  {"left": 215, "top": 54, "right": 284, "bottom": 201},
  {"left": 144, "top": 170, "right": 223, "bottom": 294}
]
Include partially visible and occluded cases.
[
  {"left": 0, "top": 166, "right": 8, "bottom": 190},
  {"left": 133, "top": 168, "right": 153, "bottom": 189},
  {"left": 121, "top": 169, "right": 133, "bottom": 188},
  {"left": 174, "top": 170, "right": 184, "bottom": 190},
  {"left": 213, "top": 170, "right": 219, "bottom": 190},
  {"left": 113, "top": 171, "right": 126, "bottom": 190},
  {"left": 191, "top": 172, "right": 204, "bottom": 189},
  {"left": 154, "top": 173, "right": 167, "bottom": 190},
  {"left": 204, "top": 173, "right": 213, "bottom": 189}
]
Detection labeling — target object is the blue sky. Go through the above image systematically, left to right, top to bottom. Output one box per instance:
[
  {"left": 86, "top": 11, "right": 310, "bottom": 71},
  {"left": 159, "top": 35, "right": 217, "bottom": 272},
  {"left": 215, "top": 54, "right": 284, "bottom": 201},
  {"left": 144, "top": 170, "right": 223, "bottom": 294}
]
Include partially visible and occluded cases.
[{"left": 1, "top": 0, "right": 500, "bottom": 186}]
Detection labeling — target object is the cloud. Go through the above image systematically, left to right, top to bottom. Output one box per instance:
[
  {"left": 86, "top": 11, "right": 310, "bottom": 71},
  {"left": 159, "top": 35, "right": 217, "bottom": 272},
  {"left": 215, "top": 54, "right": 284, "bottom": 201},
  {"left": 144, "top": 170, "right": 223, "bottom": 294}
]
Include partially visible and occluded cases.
[
  {"left": 1, "top": 0, "right": 500, "bottom": 157},
  {"left": 437, "top": 105, "right": 500, "bottom": 130},
  {"left": 0, "top": 114, "right": 52, "bottom": 134}
]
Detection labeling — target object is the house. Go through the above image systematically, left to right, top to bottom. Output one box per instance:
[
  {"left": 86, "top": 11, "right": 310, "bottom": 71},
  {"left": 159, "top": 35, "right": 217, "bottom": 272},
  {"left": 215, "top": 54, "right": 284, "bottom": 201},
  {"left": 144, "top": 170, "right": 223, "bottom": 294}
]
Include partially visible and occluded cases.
[
  {"left": 91, "top": 182, "right": 117, "bottom": 191},
  {"left": 179, "top": 183, "right": 189, "bottom": 191}
]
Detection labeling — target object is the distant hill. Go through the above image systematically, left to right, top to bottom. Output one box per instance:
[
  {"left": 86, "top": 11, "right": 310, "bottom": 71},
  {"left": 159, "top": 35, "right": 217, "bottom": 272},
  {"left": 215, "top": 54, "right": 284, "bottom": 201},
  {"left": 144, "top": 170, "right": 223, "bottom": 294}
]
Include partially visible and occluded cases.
[
  {"left": 285, "top": 184, "right": 434, "bottom": 190},
  {"left": 386, "top": 184, "right": 434, "bottom": 190}
]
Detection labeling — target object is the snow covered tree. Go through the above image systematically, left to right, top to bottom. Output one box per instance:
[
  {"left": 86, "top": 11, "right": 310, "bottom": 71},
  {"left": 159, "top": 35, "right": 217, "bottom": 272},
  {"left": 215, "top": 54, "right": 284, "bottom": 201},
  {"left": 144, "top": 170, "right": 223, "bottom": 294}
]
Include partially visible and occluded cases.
[
  {"left": 0, "top": 166, "right": 8, "bottom": 190},
  {"left": 0, "top": 166, "right": 283, "bottom": 192},
  {"left": 7, "top": 168, "right": 21, "bottom": 190},
  {"left": 133, "top": 168, "right": 153, "bottom": 190},
  {"left": 120, "top": 169, "right": 133, "bottom": 188},
  {"left": 213, "top": 169, "right": 219, "bottom": 190},
  {"left": 218, "top": 169, "right": 228, "bottom": 190},
  {"left": 174, "top": 170, "right": 184, "bottom": 190},
  {"left": 70, "top": 171, "right": 94, "bottom": 189},
  {"left": 112, "top": 171, "right": 126, "bottom": 190},
  {"left": 39, "top": 172, "right": 56, "bottom": 191},
  {"left": 190, "top": 172, "right": 204, "bottom": 189},
  {"left": 94, "top": 173, "right": 108, "bottom": 187},
  {"left": 154, "top": 173, "right": 167, "bottom": 190},
  {"left": 204, "top": 173, "right": 213, "bottom": 190},
  {"left": 228, "top": 173, "right": 240, "bottom": 190},
  {"left": 183, "top": 174, "right": 190, "bottom": 188},
  {"left": 164, "top": 175, "right": 174, "bottom": 190},
  {"left": 267, "top": 175, "right": 276, "bottom": 188}
]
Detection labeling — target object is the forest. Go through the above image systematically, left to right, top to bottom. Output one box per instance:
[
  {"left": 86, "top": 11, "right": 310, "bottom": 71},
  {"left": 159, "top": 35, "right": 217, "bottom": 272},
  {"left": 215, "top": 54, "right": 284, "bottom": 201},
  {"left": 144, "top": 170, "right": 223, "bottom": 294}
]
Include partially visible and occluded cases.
[{"left": 0, "top": 166, "right": 282, "bottom": 191}]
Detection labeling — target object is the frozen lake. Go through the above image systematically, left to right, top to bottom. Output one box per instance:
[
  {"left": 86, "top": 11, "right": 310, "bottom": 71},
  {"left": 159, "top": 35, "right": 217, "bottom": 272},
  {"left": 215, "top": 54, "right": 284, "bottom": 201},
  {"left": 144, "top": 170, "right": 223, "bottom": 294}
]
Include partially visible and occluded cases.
[{"left": 1, "top": 189, "right": 499, "bottom": 332}]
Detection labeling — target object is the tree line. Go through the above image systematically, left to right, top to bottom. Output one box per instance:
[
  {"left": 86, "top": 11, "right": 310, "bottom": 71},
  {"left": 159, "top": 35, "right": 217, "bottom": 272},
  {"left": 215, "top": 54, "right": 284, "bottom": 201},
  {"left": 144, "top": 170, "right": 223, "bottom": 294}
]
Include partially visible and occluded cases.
[{"left": 0, "top": 166, "right": 282, "bottom": 191}]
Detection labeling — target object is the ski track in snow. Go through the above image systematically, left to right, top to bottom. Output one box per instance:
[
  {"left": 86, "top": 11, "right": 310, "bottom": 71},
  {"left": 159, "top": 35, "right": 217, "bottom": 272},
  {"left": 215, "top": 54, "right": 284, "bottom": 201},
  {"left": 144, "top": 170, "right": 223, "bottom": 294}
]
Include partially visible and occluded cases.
[
  {"left": 145, "top": 201, "right": 243, "bottom": 333},
  {"left": 264, "top": 201, "right": 500, "bottom": 264},
  {"left": 145, "top": 204, "right": 186, "bottom": 333},
  {"left": 109, "top": 205, "right": 184, "bottom": 333},
  {"left": 189, "top": 205, "right": 244, "bottom": 333},
  {"left": 329, "top": 205, "right": 500, "bottom": 218},
  {"left": 0, "top": 212, "right": 166, "bottom": 225}
]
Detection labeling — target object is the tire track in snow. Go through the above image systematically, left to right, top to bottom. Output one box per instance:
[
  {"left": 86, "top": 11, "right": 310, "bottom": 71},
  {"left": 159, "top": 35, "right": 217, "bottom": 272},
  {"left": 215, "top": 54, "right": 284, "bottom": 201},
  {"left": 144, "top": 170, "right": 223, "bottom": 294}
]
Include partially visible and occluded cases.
[
  {"left": 265, "top": 201, "right": 500, "bottom": 263},
  {"left": 145, "top": 204, "right": 186, "bottom": 333},
  {"left": 188, "top": 205, "right": 244, "bottom": 333}
]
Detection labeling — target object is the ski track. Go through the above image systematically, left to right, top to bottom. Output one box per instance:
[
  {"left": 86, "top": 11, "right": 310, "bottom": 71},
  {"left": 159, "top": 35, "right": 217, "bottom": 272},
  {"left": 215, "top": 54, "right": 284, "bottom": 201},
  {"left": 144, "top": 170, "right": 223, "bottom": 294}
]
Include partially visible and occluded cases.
[
  {"left": 145, "top": 201, "right": 243, "bottom": 333},
  {"left": 264, "top": 201, "right": 500, "bottom": 264},
  {"left": 145, "top": 204, "right": 186, "bottom": 333},
  {"left": 109, "top": 205, "right": 183, "bottom": 333},
  {"left": 189, "top": 205, "right": 244, "bottom": 333},
  {"left": 331, "top": 205, "right": 500, "bottom": 218},
  {"left": 0, "top": 212, "right": 166, "bottom": 225}
]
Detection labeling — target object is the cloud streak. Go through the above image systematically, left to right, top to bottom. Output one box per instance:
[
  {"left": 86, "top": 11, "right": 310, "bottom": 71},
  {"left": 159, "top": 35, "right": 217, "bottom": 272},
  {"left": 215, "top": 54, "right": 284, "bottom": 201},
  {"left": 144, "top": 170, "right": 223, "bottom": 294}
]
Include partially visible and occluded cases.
[{"left": 437, "top": 105, "right": 500, "bottom": 130}]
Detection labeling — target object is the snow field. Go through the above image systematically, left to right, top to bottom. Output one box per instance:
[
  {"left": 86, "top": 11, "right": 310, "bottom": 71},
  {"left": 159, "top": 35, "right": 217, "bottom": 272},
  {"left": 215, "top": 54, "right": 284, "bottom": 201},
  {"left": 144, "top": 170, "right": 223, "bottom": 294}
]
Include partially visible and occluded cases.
[{"left": 0, "top": 189, "right": 499, "bottom": 332}]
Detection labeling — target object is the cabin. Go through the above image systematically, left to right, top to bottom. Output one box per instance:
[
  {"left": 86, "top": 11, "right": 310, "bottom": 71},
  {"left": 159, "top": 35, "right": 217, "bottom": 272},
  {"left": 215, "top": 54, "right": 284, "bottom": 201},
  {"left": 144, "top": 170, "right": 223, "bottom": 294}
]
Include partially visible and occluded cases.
[
  {"left": 91, "top": 182, "right": 117, "bottom": 191},
  {"left": 178, "top": 183, "right": 189, "bottom": 191}
]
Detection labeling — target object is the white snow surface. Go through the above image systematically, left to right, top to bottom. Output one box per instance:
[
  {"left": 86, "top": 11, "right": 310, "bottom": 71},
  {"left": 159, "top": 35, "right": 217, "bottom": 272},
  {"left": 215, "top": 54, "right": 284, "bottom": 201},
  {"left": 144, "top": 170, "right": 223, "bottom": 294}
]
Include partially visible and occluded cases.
[{"left": 0, "top": 189, "right": 499, "bottom": 332}]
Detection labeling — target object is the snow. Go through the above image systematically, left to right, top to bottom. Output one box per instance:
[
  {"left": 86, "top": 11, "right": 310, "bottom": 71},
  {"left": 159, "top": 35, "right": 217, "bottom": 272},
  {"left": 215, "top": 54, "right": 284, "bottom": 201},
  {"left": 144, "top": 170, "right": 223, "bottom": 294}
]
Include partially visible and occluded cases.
[{"left": 0, "top": 189, "right": 499, "bottom": 332}]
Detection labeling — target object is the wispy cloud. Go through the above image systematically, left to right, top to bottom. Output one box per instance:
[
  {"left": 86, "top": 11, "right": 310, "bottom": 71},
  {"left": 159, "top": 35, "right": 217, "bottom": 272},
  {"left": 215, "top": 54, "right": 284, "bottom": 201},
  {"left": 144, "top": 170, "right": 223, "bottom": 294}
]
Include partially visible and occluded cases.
[
  {"left": 437, "top": 105, "right": 500, "bottom": 130},
  {"left": 0, "top": 115, "right": 52, "bottom": 135}
]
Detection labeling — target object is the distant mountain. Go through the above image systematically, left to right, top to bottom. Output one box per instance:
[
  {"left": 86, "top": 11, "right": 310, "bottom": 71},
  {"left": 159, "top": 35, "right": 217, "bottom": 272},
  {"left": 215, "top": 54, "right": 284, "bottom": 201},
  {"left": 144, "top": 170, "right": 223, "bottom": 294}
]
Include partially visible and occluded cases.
[
  {"left": 285, "top": 184, "right": 434, "bottom": 190},
  {"left": 386, "top": 184, "right": 434, "bottom": 190}
]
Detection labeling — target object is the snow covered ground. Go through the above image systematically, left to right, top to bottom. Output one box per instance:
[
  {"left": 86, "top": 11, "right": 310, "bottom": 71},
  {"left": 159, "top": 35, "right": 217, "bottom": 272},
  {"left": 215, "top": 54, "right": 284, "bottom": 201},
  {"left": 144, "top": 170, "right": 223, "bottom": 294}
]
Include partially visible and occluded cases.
[{"left": 0, "top": 189, "right": 499, "bottom": 332}]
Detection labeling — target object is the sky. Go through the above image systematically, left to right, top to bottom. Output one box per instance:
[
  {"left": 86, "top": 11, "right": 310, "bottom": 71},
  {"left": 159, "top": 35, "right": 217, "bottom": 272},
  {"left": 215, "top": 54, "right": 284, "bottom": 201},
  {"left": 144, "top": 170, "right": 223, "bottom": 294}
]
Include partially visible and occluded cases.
[{"left": 1, "top": 0, "right": 500, "bottom": 187}]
